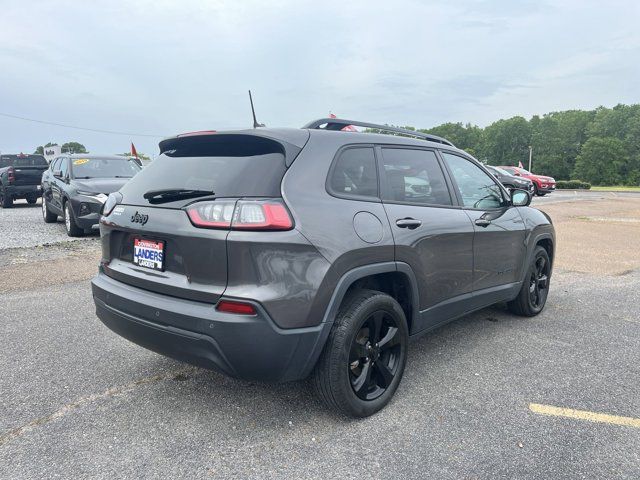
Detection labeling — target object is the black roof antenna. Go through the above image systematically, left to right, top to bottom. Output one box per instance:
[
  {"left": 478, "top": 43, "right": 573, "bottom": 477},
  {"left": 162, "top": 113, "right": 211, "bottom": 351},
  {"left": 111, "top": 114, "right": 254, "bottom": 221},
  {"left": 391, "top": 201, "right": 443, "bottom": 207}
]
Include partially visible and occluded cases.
[{"left": 248, "top": 90, "right": 265, "bottom": 128}]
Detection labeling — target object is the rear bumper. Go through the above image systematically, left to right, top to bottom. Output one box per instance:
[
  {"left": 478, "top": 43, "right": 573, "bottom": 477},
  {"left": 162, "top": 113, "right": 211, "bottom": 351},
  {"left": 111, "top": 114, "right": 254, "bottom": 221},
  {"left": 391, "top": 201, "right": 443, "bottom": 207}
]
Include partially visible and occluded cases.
[
  {"left": 5, "top": 184, "right": 41, "bottom": 198},
  {"left": 91, "top": 271, "right": 331, "bottom": 382}
]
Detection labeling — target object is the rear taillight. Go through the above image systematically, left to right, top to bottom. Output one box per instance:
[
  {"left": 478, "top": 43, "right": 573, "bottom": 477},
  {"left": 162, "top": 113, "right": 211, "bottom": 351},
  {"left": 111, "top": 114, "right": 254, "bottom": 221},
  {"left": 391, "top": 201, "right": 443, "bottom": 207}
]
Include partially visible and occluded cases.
[
  {"left": 7, "top": 167, "right": 15, "bottom": 184},
  {"left": 102, "top": 192, "right": 122, "bottom": 216},
  {"left": 186, "top": 199, "right": 293, "bottom": 231},
  {"left": 216, "top": 300, "right": 257, "bottom": 315}
]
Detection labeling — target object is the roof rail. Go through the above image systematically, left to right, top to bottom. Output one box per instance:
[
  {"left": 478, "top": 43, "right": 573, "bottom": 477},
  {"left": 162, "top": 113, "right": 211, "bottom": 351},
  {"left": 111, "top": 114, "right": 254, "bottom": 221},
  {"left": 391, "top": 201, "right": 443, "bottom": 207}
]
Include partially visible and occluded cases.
[{"left": 302, "top": 118, "right": 455, "bottom": 147}]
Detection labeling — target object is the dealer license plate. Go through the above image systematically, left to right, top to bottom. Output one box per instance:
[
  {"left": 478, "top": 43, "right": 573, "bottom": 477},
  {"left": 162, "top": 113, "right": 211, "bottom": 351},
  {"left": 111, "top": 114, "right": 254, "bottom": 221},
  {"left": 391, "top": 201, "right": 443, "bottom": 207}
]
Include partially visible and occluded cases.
[{"left": 133, "top": 238, "right": 165, "bottom": 271}]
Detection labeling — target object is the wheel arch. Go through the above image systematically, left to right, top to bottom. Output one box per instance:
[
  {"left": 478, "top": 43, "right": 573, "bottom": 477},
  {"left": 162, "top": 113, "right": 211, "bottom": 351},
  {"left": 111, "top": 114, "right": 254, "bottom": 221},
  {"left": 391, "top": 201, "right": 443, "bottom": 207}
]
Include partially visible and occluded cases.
[{"left": 321, "top": 262, "right": 419, "bottom": 334}]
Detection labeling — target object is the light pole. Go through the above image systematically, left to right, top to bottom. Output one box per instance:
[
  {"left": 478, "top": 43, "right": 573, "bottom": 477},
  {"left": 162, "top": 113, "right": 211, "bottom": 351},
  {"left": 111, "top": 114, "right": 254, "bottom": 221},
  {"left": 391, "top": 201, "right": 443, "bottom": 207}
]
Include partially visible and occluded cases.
[{"left": 528, "top": 146, "right": 533, "bottom": 172}]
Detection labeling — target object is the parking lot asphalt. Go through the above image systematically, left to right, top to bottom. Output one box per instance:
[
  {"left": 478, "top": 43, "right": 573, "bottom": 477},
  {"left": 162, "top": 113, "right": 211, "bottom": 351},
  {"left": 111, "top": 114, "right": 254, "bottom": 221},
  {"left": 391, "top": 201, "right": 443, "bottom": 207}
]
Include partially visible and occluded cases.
[{"left": 1, "top": 192, "right": 639, "bottom": 479}]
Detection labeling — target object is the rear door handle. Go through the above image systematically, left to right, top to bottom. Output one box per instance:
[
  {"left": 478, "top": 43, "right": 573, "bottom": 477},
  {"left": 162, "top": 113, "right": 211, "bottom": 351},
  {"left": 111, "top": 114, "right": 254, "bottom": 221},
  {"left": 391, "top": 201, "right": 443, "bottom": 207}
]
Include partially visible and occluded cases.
[
  {"left": 396, "top": 218, "right": 422, "bottom": 229},
  {"left": 475, "top": 218, "right": 491, "bottom": 227}
]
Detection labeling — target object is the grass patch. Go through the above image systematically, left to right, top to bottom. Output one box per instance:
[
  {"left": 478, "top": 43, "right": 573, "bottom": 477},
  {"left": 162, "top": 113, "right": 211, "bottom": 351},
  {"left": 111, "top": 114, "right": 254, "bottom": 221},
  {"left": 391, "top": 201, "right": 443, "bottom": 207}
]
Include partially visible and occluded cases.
[{"left": 590, "top": 186, "right": 640, "bottom": 192}]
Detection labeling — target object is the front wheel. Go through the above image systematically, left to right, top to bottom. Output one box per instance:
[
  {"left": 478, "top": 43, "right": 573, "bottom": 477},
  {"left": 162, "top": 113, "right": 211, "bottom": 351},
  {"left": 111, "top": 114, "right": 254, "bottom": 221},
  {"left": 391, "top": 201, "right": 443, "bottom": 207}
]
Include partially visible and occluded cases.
[
  {"left": 42, "top": 195, "right": 57, "bottom": 223},
  {"left": 64, "top": 201, "right": 83, "bottom": 237},
  {"left": 508, "top": 246, "right": 551, "bottom": 316},
  {"left": 312, "top": 289, "right": 409, "bottom": 417}
]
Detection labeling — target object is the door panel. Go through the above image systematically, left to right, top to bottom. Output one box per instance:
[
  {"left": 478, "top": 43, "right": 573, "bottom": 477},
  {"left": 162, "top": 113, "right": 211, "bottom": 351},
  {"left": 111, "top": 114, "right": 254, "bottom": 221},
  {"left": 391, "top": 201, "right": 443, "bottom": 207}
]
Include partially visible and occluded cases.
[
  {"left": 378, "top": 147, "right": 475, "bottom": 333},
  {"left": 440, "top": 151, "right": 526, "bottom": 293},
  {"left": 464, "top": 207, "right": 526, "bottom": 290}
]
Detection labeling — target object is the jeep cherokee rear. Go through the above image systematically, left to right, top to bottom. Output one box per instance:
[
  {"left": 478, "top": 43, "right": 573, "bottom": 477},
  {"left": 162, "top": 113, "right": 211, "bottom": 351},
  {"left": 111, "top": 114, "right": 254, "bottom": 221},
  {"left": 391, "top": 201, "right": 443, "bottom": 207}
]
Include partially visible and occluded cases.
[{"left": 92, "top": 118, "right": 555, "bottom": 417}]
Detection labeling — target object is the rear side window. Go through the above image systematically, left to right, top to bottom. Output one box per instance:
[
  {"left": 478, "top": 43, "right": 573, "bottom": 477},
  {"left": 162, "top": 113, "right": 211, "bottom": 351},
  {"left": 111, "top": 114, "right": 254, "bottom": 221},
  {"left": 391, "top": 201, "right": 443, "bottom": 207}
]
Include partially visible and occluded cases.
[
  {"left": 120, "top": 135, "right": 287, "bottom": 205},
  {"left": 328, "top": 147, "right": 378, "bottom": 199},
  {"left": 380, "top": 148, "right": 452, "bottom": 206},
  {"left": 0, "top": 155, "right": 47, "bottom": 167}
]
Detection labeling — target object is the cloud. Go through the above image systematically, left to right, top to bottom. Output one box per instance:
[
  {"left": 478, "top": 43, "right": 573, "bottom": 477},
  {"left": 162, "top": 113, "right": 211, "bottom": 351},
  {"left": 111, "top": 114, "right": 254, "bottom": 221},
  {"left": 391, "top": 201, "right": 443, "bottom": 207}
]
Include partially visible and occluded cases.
[{"left": 0, "top": 0, "right": 638, "bottom": 155}]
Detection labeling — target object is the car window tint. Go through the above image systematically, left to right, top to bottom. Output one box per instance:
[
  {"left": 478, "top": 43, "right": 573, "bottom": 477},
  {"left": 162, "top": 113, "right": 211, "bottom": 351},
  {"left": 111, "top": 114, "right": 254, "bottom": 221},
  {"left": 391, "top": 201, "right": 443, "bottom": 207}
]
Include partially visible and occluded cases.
[
  {"left": 329, "top": 147, "right": 378, "bottom": 198},
  {"left": 380, "top": 148, "right": 452, "bottom": 206},
  {"left": 442, "top": 152, "right": 504, "bottom": 209},
  {"left": 59, "top": 158, "right": 69, "bottom": 178}
]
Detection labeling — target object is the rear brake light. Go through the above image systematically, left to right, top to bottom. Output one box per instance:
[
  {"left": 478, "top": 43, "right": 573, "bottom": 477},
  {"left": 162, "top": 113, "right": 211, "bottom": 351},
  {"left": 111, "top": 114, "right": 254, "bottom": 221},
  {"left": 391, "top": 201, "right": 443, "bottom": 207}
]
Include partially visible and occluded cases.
[
  {"left": 7, "top": 167, "right": 15, "bottom": 184},
  {"left": 186, "top": 199, "right": 293, "bottom": 230},
  {"left": 216, "top": 300, "right": 257, "bottom": 315}
]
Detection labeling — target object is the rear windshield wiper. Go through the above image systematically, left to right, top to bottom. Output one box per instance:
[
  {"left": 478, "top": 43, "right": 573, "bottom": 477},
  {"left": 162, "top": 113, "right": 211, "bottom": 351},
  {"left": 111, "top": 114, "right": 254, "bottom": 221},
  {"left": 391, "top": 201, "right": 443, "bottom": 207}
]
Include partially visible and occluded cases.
[{"left": 143, "top": 188, "right": 215, "bottom": 204}]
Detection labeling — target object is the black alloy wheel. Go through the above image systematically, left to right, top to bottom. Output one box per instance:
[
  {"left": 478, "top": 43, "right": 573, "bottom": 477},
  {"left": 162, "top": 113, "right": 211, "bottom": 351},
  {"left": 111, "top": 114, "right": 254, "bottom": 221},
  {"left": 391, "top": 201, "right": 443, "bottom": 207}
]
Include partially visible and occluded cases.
[
  {"left": 508, "top": 245, "right": 551, "bottom": 316},
  {"left": 528, "top": 254, "right": 550, "bottom": 310},
  {"left": 313, "top": 289, "right": 409, "bottom": 417},
  {"left": 349, "top": 310, "right": 402, "bottom": 401}
]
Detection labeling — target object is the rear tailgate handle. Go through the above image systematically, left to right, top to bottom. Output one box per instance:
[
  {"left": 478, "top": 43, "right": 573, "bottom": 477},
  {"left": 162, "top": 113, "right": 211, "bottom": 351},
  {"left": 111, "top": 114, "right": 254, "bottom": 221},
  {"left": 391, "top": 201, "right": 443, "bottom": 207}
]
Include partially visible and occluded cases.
[{"left": 396, "top": 218, "right": 421, "bottom": 229}]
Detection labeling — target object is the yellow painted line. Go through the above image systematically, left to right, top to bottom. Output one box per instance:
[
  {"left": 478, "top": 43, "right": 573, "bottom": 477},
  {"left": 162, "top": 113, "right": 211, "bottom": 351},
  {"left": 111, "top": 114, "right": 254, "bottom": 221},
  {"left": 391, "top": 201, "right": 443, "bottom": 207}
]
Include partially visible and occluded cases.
[{"left": 529, "top": 403, "right": 640, "bottom": 428}]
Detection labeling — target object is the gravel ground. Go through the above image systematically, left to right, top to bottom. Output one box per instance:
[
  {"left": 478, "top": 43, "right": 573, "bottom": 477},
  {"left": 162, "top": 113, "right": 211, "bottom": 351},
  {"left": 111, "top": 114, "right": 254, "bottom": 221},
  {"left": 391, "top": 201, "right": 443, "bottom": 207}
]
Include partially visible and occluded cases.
[
  {"left": 1, "top": 191, "right": 639, "bottom": 479},
  {"left": 0, "top": 199, "right": 99, "bottom": 251}
]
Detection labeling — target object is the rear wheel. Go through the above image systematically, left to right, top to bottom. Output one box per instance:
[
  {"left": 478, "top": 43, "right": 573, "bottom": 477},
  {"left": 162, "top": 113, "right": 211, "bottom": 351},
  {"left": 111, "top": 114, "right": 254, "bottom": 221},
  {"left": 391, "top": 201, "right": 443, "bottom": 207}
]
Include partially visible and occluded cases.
[
  {"left": 0, "top": 188, "right": 13, "bottom": 208},
  {"left": 26, "top": 194, "right": 38, "bottom": 204},
  {"left": 42, "top": 195, "right": 57, "bottom": 223},
  {"left": 64, "top": 201, "right": 83, "bottom": 237},
  {"left": 508, "top": 246, "right": 551, "bottom": 316},
  {"left": 312, "top": 289, "right": 409, "bottom": 417}
]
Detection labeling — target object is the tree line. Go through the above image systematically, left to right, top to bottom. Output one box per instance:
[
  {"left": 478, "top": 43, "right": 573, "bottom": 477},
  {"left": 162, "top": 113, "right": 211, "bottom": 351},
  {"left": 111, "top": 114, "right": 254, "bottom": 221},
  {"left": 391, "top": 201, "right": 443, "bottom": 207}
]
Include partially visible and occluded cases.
[{"left": 415, "top": 103, "right": 640, "bottom": 186}]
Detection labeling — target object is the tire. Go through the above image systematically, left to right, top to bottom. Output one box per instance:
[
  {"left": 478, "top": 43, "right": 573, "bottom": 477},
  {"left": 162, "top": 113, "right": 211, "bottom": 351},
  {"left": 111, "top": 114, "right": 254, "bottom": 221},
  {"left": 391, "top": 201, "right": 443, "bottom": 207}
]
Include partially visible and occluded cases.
[
  {"left": 533, "top": 184, "right": 539, "bottom": 196},
  {"left": 1, "top": 188, "right": 13, "bottom": 208},
  {"left": 538, "top": 192, "right": 547, "bottom": 197},
  {"left": 26, "top": 194, "right": 38, "bottom": 204},
  {"left": 42, "top": 195, "right": 57, "bottom": 223},
  {"left": 63, "top": 201, "right": 83, "bottom": 237},
  {"left": 508, "top": 246, "right": 551, "bottom": 316},
  {"left": 312, "top": 289, "right": 409, "bottom": 417}
]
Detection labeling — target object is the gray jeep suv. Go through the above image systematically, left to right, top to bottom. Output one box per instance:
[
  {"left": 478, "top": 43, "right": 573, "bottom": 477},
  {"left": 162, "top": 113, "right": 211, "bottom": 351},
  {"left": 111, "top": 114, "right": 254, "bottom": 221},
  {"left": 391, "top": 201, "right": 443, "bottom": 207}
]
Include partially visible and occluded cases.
[{"left": 92, "top": 118, "right": 554, "bottom": 417}]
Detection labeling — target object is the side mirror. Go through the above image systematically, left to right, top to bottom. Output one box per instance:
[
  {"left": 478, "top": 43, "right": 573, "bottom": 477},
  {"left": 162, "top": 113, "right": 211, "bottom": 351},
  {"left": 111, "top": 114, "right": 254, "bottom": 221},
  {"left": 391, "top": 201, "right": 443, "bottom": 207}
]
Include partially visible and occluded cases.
[
  {"left": 53, "top": 170, "right": 62, "bottom": 178},
  {"left": 511, "top": 189, "right": 531, "bottom": 207}
]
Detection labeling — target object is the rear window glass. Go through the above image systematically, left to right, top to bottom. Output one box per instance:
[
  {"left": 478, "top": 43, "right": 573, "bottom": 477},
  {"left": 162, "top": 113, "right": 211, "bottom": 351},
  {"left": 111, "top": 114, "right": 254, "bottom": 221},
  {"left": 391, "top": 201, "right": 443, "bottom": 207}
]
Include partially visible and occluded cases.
[
  {"left": 120, "top": 135, "right": 287, "bottom": 204},
  {"left": 328, "top": 147, "right": 378, "bottom": 199},
  {"left": 0, "top": 155, "right": 48, "bottom": 167},
  {"left": 71, "top": 157, "right": 141, "bottom": 179}
]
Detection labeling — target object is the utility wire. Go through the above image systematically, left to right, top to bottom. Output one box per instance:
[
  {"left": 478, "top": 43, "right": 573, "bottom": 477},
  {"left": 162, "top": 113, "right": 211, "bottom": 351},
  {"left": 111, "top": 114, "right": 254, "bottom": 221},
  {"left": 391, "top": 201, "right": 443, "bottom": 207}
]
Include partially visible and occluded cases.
[{"left": 0, "top": 112, "right": 166, "bottom": 138}]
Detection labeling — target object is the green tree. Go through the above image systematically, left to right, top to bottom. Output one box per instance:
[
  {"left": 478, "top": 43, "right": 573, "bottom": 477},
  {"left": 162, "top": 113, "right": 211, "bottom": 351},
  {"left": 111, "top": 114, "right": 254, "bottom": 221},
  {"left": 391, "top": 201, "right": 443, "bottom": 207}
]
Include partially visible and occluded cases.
[
  {"left": 530, "top": 110, "right": 594, "bottom": 179},
  {"left": 481, "top": 116, "right": 531, "bottom": 166},
  {"left": 420, "top": 122, "right": 483, "bottom": 157},
  {"left": 573, "top": 137, "right": 628, "bottom": 185},
  {"left": 61, "top": 142, "right": 87, "bottom": 154}
]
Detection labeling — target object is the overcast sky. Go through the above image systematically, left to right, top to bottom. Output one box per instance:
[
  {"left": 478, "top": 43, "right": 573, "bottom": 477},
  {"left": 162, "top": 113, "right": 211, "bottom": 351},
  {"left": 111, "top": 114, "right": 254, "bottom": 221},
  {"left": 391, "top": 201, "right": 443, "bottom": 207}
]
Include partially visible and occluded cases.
[{"left": 1, "top": 0, "right": 639, "bottom": 156}]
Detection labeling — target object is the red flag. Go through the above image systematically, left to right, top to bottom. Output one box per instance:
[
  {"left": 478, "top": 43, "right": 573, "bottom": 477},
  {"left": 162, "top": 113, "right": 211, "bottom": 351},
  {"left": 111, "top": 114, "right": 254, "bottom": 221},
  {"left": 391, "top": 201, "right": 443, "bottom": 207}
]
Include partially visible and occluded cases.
[
  {"left": 131, "top": 142, "right": 138, "bottom": 158},
  {"left": 518, "top": 160, "right": 524, "bottom": 169}
]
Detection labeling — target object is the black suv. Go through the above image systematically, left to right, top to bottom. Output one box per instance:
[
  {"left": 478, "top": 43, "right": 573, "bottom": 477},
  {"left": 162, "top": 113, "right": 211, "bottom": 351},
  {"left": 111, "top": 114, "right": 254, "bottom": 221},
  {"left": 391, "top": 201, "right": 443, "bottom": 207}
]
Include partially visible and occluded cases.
[
  {"left": 92, "top": 119, "right": 554, "bottom": 417},
  {"left": 41, "top": 154, "right": 141, "bottom": 236}
]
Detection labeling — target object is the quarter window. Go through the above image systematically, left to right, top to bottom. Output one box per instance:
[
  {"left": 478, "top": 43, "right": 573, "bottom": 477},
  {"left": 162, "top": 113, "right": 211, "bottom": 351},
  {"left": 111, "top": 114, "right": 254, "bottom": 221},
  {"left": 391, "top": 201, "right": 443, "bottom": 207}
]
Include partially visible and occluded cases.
[
  {"left": 329, "top": 147, "right": 378, "bottom": 198},
  {"left": 380, "top": 148, "right": 452, "bottom": 206},
  {"left": 441, "top": 152, "right": 504, "bottom": 209}
]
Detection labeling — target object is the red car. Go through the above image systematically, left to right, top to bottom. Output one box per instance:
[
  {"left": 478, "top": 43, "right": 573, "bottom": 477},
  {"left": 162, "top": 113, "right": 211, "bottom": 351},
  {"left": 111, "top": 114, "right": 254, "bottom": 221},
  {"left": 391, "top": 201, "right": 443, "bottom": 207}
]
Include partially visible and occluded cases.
[{"left": 498, "top": 166, "right": 556, "bottom": 196}]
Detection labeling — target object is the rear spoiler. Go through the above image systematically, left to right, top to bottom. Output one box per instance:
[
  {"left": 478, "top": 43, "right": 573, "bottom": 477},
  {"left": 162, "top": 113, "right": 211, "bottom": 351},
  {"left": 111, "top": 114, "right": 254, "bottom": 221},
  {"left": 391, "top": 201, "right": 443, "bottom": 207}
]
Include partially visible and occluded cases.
[{"left": 158, "top": 129, "right": 309, "bottom": 167}]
